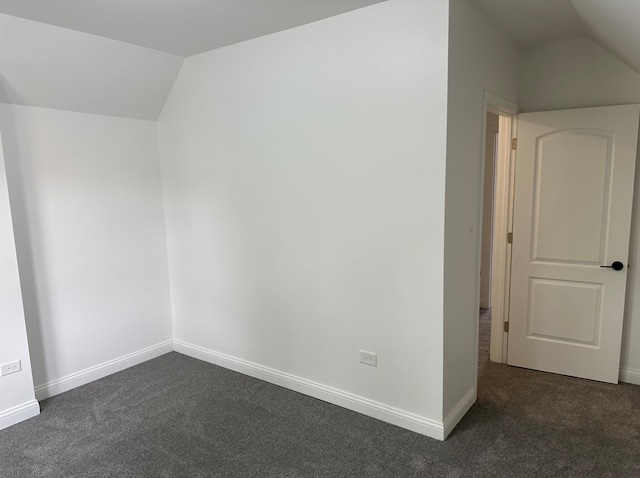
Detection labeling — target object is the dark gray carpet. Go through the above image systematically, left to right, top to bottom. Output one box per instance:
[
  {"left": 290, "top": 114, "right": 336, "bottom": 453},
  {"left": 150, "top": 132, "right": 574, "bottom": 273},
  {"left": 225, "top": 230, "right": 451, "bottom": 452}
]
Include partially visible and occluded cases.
[{"left": 1, "top": 311, "right": 640, "bottom": 477}]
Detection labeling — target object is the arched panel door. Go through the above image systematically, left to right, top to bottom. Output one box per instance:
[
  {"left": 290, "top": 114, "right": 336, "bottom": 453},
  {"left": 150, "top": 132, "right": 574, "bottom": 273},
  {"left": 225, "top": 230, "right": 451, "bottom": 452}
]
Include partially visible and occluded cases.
[{"left": 508, "top": 104, "right": 640, "bottom": 383}]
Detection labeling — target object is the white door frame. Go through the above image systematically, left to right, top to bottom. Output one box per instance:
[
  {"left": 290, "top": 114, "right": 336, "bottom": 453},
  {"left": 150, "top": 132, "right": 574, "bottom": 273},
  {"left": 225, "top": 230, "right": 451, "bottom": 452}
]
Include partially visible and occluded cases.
[{"left": 481, "top": 91, "right": 519, "bottom": 364}]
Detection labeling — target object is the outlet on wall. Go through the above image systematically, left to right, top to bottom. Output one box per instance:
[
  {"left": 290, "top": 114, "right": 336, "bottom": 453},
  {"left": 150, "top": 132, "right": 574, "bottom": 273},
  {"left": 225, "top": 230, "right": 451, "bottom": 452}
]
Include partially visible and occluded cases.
[
  {"left": 359, "top": 350, "right": 377, "bottom": 367},
  {"left": 1, "top": 360, "right": 22, "bottom": 377}
]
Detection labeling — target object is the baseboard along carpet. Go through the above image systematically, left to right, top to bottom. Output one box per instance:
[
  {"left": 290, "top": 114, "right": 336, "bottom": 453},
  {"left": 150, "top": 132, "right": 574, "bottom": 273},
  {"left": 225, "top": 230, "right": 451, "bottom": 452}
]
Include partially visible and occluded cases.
[{"left": 1, "top": 311, "right": 640, "bottom": 477}]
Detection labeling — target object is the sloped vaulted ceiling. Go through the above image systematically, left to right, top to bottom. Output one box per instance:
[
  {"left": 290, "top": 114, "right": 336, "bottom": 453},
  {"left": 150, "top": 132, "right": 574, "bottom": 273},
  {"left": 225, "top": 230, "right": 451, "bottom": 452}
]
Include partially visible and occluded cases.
[
  {"left": 0, "top": 0, "right": 385, "bottom": 120},
  {"left": 0, "top": 0, "right": 386, "bottom": 56},
  {"left": 2, "top": 0, "right": 640, "bottom": 120},
  {"left": 467, "top": 0, "right": 588, "bottom": 46},
  {"left": 469, "top": 0, "right": 640, "bottom": 75},
  {"left": 571, "top": 0, "right": 640, "bottom": 75},
  {"left": 0, "top": 14, "right": 184, "bottom": 120}
]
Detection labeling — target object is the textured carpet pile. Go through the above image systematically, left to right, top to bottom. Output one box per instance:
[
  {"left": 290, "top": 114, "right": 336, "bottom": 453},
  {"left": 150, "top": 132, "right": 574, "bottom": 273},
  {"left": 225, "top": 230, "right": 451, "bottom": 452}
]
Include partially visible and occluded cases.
[{"left": 1, "top": 311, "right": 640, "bottom": 477}]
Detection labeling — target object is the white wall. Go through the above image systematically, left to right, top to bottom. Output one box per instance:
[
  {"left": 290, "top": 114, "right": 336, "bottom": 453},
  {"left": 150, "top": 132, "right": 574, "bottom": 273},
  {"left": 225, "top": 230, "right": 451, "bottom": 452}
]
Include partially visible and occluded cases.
[
  {"left": 159, "top": 0, "right": 450, "bottom": 438},
  {"left": 443, "top": 0, "right": 519, "bottom": 424},
  {"left": 520, "top": 37, "right": 640, "bottom": 384},
  {"left": 0, "top": 104, "right": 173, "bottom": 398},
  {"left": 0, "top": 130, "right": 38, "bottom": 430}
]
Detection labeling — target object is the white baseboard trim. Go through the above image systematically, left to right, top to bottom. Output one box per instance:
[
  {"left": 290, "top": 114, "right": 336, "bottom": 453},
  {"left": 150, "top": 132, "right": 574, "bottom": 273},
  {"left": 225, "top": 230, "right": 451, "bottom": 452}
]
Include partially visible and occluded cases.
[
  {"left": 174, "top": 339, "right": 446, "bottom": 440},
  {"left": 34, "top": 340, "right": 174, "bottom": 400},
  {"left": 619, "top": 368, "right": 640, "bottom": 385},
  {"left": 443, "top": 388, "right": 476, "bottom": 439},
  {"left": 0, "top": 400, "right": 40, "bottom": 431}
]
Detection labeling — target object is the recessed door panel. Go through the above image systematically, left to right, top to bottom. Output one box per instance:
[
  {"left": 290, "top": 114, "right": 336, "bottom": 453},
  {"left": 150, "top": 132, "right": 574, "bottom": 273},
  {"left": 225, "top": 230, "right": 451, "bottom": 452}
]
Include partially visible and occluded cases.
[
  {"left": 532, "top": 131, "right": 610, "bottom": 264},
  {"left": 527, "top": 278, "right": 602, "bottom": 346}
]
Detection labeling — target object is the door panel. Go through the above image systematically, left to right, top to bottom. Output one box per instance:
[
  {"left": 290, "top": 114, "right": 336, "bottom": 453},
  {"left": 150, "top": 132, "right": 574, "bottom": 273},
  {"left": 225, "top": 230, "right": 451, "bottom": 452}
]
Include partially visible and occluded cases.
[
  {"left": 507, "top": 104, "right": 640, "bottom": 383},
  {"left": 532, "top": 131, "right": 610, "bottom": 263},
  {"left": 527, "top": 278, "right": 602, "bottom": 345}
]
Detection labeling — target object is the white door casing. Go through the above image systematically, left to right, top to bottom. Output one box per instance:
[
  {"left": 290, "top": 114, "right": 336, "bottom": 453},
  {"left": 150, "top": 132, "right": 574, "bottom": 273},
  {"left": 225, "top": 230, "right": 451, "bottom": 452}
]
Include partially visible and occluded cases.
[{"left": 508, "top": 104, "right": 640, "bottom": 383}]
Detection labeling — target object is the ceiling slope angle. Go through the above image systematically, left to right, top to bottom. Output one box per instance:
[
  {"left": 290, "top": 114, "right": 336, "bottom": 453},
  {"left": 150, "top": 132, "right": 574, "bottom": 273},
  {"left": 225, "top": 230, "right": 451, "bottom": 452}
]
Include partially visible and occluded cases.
[
  {"left": 0, "top": 0, "right": 386, "bottom": 56},
  {"left": 466, "top": 0, "right": 588, "bottom": 46},
  {"left": 571, "top": 0, "right": 640, "bottom": 74},
  {"left": 0, "top": 14, "right": 183, "bottom": 120}
]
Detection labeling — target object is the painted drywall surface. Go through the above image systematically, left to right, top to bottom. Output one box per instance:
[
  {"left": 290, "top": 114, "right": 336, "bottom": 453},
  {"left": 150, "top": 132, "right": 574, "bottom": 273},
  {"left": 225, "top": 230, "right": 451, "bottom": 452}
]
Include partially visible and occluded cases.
[
  {"left": 159, "top": 0, "right": 448, "bottom": 423},
  {"left": 443, "top": 0, "right": 519, "bottom": 419},
  {"left": 0, "top": 13, "right": 183, "bottom": 120},
  {"left": 519, "top": 38, "right": 640, "bottom": 381},
  {"left": 0, "top": 104, "right": 172, "bottom": 389},
  {"left": 0, "top": 130, "right": 37, "bottom": 418}
]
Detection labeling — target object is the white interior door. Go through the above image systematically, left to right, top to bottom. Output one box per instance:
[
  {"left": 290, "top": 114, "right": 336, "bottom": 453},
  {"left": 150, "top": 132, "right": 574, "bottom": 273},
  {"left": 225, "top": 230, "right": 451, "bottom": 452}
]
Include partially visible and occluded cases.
[{"left": 507, "top": 104, "right": 640, "bottom": 383}]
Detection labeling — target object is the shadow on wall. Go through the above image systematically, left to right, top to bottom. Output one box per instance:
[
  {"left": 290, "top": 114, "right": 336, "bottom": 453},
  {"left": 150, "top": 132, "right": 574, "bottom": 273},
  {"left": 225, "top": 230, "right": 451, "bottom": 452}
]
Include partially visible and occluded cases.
[{"left": 0, "top": 76, "right": 54, "bottom": 388}]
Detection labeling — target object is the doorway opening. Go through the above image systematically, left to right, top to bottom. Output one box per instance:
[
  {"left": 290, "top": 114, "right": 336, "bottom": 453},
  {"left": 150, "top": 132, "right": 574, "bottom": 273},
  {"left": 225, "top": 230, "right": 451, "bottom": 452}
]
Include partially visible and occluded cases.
[
  {"left": 478, "top": 92, "right": 519, "bottom": 372},
  {"left": 479, "top": 111, "right": 499, "bottom": 364}
]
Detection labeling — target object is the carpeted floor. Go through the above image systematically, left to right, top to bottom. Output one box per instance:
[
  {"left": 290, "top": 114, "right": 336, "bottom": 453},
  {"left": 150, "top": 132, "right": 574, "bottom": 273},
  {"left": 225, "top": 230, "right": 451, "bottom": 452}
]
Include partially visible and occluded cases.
[{"left": 1, "top": 311, "right": 640, "bottom": 477}]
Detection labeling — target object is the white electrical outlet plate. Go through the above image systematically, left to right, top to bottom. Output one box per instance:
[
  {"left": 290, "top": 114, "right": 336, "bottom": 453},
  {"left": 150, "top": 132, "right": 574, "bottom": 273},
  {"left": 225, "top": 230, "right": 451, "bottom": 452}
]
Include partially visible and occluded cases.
[
  {"left": 359, "top": 350, "right": 377, "bottom": 367},
  {"left": 1, "top": 360, "right": 21, "bottom": 377}
]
